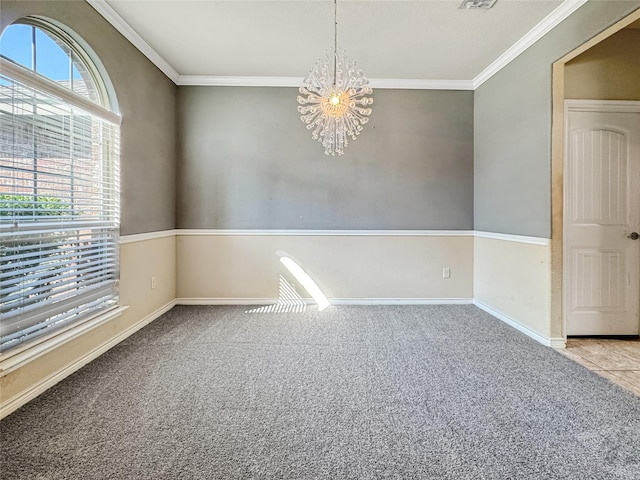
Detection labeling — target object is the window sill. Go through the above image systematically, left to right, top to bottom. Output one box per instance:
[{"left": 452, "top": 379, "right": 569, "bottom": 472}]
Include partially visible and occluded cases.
[{"left": 0, "top": 305, "right": 129, "bottom": 376}]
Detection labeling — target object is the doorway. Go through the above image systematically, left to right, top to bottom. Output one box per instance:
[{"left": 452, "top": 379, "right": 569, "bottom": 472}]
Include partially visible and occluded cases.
[{"left": 551, "top": 9, "right": 640, "bottom": 341}]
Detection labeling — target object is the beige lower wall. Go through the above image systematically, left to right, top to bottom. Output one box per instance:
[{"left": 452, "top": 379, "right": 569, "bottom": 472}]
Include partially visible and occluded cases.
[
  {"left": 177, "top": 233, "right": 474, "bottom": 301},
  {"left": 0, "top": 234, "right": 176, "bottom": 417},
  {"left": 118, "top": 235, "right": 176, "bottom": 320},
  {"left": 474, "top": 236, "right": 552, "bottom": 340}
]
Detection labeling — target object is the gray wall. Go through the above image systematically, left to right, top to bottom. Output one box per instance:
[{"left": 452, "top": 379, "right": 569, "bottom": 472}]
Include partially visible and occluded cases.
[
  {"left": 1, "top": 0, "right": 177, "bottom": 235},
  {"left": 474, "top": 1, "right": 640, "bottom": 238},
  {"left": 177, "top": 87, "right": 473, "bottom": 230}
]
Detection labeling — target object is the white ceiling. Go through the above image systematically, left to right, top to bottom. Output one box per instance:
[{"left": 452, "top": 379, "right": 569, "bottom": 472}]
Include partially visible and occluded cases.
[{"left": 89, "top": 0, "right": 588, "bottom": 88}]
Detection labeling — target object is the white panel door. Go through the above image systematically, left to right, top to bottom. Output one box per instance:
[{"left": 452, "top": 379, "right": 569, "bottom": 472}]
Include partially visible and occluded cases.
[{"left": 565, "top": 105, "right": 640, "bottom": 336}]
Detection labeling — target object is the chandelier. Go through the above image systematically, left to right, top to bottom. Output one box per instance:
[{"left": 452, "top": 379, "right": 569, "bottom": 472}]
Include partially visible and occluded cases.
[{"left": 297, "top": 0, "right": 373, "bottom": 156}]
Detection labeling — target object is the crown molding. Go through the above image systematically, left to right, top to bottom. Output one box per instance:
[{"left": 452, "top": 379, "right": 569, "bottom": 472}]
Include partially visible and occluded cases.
[
  {"left": 86, "top": 0, "right": 179, "bottom": 83},
  {"left": 472, "top": 0, "right": 588, "bottom": 88},
  {"left": 177, "top": 75, "right": 474, "bottom": 90},
  {"left": 178, "top": 75, "right": 303, "bottom": 87},
  {"left": 369, "top": 78, "right": 474, "bottom": 90}
]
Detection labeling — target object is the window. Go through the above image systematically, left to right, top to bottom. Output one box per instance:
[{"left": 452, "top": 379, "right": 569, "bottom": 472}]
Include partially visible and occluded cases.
[{"left": 0, "top": 19, "right": 121, "bottom": 354}]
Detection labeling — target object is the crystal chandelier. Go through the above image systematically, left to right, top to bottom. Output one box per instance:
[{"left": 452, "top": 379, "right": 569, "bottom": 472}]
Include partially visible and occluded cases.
[{"left": 297, "top": 0, "right": 373, "bottom": 156}]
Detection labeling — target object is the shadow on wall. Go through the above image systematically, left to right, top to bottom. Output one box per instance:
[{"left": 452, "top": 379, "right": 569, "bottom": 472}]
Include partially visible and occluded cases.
[
  {"left": 245, "top": 255, "right": 330, "bottom": 314},
  {"left": 245, "top": 275, "right": 307, "bottom": 314}
]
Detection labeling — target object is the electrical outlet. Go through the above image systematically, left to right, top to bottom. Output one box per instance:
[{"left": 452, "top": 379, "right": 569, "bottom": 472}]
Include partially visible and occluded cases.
[
  {"left": 442, "top": 267, "right": 451, "bottom": 279},
  {"left": 151, "top": 276, "right": 157, "bottom": 289}
]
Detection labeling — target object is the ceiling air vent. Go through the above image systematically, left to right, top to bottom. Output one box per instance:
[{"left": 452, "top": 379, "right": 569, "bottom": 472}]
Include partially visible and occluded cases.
[{"left": 459, "top": 0, "right": 497, "bottom": 9}]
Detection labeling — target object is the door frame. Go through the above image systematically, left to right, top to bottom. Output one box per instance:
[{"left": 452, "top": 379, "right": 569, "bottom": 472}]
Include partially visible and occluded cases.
[
  {"left": 550, "top": 8, "right": 640, "bottom": 344},
  {"left": 562, "top": 100, "right": 640, "bottom": 336}
]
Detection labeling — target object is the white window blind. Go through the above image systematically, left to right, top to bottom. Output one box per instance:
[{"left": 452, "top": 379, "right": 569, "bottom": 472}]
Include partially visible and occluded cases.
[{"left": 0, "top": 73, "right": 120, "bottom": 353}]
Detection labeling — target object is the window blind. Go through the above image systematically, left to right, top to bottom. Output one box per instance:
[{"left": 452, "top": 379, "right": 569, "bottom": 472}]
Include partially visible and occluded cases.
[{"left": 0, "top": 74, "right": 120, "bottom": 353}]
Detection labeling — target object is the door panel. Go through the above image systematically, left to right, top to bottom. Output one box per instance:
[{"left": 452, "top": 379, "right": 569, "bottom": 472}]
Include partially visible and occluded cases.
[{"left": 565, "top": 108, "right": 640, "bottom": 335}]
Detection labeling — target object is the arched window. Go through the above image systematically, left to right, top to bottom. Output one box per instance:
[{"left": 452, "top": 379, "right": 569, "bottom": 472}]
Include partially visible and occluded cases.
[{"left": 0, "top": 18, "right": 121, "bottom": 353}]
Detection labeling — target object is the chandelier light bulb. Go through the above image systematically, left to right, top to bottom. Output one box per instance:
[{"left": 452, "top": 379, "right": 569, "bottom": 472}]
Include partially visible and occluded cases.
[{"left": 321, "top": 89, "right": 351, "bottom": 118}]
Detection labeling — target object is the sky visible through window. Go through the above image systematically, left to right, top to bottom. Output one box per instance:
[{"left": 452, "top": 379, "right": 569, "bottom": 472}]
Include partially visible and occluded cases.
[{"left": 1, "top": 24, "right": 81, "bottom": 81}]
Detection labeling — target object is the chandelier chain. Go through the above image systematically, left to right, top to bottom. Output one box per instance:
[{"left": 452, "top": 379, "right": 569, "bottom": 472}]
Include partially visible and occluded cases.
[{"left": 333, "top": 0, "right": 337, "bottom": 87}]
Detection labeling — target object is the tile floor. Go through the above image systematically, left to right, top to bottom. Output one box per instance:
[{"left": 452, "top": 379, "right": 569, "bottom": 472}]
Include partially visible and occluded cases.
[{"left": 558, "top": 337, "right": 640, "bottom": 396}]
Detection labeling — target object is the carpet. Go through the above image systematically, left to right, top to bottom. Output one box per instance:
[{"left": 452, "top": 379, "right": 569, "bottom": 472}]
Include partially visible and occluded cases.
[{"left": 1, "top": 305, "right": 639, "bottom": 479}]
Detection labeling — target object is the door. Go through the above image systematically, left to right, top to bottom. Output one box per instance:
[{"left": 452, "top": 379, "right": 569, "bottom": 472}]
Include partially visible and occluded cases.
[{"left": 565, "top": 102, "right": 640, "bottom": 336}]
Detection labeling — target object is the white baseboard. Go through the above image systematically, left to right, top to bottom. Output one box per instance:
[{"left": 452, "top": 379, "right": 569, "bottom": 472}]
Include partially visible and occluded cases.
[
  {"left": 473, "top": 299, "right": 564, "bottom": 347},
  {"left": 0, "top": 300, "right": 176, "bottom": 421},
  {"left": 549, "top": 338, "right": 567, "bottom": 349}
]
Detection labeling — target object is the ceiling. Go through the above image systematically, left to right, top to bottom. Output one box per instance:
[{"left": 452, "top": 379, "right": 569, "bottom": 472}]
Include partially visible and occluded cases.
[{"left": 88, "top": 0, "right": 588, "bottom": 88}]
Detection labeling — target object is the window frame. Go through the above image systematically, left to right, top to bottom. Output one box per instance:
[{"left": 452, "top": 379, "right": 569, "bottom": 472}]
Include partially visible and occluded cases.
[{"left": 0, "top": 17, "right": 123, "bottom": 364}]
